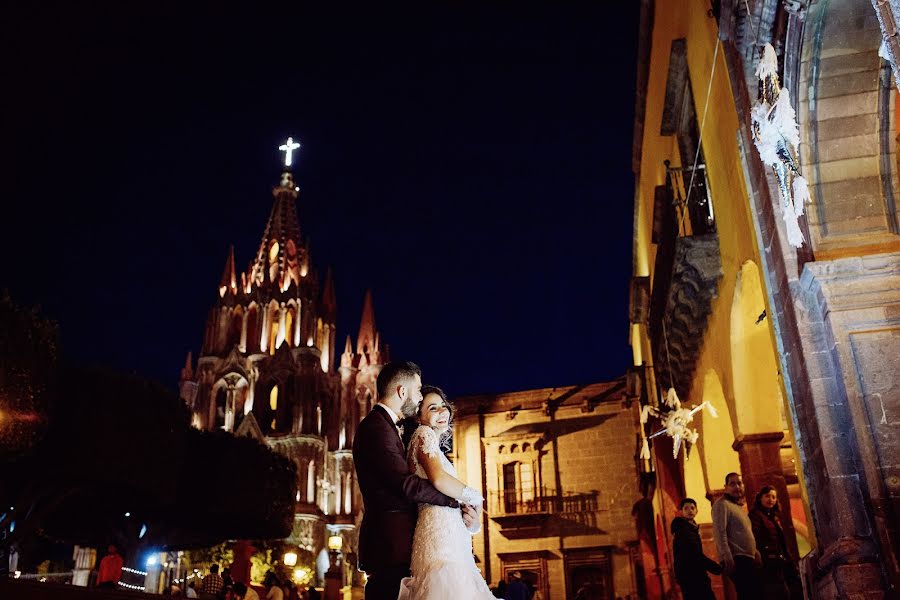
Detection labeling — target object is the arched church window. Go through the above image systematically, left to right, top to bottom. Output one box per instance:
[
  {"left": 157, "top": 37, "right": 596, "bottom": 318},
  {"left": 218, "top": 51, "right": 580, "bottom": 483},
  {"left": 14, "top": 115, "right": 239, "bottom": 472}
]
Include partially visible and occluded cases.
[
  {"left": 268, "top": 241, "right": 280, "bottom": 282},
  {"left": 246, "top": 304, "right": 260, "bottom": 353},
  {"left": 229, "top": 306, "right": 243, "bottom": 350},
  {"left": 284, "top": 308, "right": 294, "bottom": 349},
  {"left": 269, "top": 385, "right": 279, "bottom": 432},
  {"left": 215, "top": 387, "right": 227, "bottom": 430}
]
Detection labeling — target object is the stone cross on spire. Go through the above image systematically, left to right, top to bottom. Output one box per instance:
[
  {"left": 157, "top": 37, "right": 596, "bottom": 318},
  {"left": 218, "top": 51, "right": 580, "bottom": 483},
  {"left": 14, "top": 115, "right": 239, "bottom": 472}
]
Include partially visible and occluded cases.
[{"left": 279, "top": 137, "right": 301, "bottom": 167}]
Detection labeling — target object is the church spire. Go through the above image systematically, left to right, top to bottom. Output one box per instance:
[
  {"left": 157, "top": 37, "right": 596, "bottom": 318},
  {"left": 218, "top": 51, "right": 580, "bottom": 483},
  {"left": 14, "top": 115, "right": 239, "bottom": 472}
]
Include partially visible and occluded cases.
[
  {"left": 249, "top": 137, "right": 304, "bottom": 291},
  {"left": 219, "top": 245, "right": 237, "bottom": 297},
  {"left": 356, "top": 290, "right": 377, "bottom": 355}
]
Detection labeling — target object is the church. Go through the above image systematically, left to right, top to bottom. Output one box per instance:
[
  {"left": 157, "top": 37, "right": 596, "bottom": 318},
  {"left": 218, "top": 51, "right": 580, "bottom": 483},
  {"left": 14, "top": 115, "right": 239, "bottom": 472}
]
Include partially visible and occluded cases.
[{"left": 177, "top": 139, "right": 382, "bottom": 589}]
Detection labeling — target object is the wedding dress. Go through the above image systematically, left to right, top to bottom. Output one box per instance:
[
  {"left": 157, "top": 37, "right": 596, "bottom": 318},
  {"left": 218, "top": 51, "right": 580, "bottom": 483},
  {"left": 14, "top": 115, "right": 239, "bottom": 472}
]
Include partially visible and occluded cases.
[{"left": 397, "top": 425, "right": 495, "bottom": 600}]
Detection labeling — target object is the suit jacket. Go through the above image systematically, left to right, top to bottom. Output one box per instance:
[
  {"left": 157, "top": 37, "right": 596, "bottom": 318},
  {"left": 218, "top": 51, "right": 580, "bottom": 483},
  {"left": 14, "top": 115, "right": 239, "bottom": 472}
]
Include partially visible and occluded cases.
[{"left": 353, "top": 404, "right": 457, "bottom": 572}]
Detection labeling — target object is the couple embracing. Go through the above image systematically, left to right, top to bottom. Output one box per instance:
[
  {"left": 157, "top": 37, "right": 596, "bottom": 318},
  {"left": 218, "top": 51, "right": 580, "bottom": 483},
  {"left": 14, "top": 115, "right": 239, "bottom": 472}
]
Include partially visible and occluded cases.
[{"left": 352, "top": 361, "right": 495, "bottom": 600}]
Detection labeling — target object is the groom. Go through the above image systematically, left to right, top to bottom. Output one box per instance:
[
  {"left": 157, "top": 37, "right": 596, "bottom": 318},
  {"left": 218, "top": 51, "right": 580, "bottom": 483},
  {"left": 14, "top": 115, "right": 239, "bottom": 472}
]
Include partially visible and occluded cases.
[{"left": 353, "top": 361, "right": 477, "bottom": 600}]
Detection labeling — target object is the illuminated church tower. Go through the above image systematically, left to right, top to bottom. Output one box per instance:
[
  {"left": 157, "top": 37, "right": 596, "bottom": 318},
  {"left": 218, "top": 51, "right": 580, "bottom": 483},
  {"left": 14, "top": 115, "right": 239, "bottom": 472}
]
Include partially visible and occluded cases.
[{"left": 178, "top": 138, "right": 386, "bottom": 586}]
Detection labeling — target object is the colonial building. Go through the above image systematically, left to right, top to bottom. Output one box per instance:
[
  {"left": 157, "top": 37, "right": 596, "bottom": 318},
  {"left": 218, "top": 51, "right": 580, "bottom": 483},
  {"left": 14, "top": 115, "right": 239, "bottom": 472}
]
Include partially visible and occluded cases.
[
  {"left": 631, "top": 0, "right": 900, "bottom": 597},
  {"left": 178, "top": 146, "right": 384, "bottom": 589},
  {"left": 452, "top": 381, "right": 646, "bottom": 600}
]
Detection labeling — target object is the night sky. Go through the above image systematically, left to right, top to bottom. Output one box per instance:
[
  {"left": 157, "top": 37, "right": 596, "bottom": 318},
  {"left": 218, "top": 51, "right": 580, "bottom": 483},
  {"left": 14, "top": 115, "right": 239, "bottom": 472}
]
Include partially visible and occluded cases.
[{"left": 3, "top": 5, "right": 639, "bottom": 396}]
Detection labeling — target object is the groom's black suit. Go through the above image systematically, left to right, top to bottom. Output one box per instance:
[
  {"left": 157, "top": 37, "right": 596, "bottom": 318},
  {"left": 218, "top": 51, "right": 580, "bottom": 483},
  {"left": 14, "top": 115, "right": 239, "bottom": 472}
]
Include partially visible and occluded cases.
[{"left": 353, "top": 404, "right": 457, "bottom": 600}]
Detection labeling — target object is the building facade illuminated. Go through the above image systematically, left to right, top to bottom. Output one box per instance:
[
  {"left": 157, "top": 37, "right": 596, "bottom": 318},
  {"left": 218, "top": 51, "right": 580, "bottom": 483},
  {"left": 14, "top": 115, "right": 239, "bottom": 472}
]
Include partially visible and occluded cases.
[{"left": 178, "top": 143, "right": 383, "bottom": 590}]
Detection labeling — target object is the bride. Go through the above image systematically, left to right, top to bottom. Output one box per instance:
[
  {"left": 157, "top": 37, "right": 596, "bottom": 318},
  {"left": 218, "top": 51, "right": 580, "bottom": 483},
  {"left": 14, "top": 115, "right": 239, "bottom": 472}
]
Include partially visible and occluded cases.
[{"left": 397, "top": 385, "right": 496, "bottom": 600}]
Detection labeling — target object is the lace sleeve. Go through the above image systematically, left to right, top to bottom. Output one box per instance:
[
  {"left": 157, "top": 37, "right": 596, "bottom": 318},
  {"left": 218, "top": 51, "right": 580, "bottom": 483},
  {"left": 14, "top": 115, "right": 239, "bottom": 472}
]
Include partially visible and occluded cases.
[{"left": 414, "top": 425, "right": 442, "bottom": 458}]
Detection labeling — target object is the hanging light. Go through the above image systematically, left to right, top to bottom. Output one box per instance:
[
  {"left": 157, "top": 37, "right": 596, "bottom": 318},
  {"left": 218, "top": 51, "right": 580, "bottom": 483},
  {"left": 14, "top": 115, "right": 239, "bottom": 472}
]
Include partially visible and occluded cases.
[{"left": 283, "top": 551, "right": 298, "bottom": 567}]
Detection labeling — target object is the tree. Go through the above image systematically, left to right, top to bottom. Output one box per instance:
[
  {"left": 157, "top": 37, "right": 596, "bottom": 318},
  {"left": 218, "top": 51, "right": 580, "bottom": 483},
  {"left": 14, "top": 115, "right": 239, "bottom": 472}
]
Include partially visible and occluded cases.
[{"left": 0, "top": 297, "right": 296, "bottom": 571}]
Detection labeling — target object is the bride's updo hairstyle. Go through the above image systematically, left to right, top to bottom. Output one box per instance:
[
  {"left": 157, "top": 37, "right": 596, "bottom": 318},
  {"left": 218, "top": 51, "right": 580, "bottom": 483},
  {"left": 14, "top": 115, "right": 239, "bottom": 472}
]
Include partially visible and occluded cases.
[{"left": 418, "top": 385, "right": 454, "bottom": 450}]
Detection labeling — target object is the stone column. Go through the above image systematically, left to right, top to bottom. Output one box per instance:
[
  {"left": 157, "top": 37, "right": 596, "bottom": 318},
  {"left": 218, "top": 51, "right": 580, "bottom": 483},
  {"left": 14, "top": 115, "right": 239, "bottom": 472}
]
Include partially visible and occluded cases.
[{"left": 732, "top": 432, "right": 799, "bottom": 559}]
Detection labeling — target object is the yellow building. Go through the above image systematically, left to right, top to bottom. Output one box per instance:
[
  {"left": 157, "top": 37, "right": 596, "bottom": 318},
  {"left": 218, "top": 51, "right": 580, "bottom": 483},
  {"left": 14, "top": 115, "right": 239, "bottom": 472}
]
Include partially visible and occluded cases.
[{"left": 631, "top": 0, "right": 900, "bottom": 597}]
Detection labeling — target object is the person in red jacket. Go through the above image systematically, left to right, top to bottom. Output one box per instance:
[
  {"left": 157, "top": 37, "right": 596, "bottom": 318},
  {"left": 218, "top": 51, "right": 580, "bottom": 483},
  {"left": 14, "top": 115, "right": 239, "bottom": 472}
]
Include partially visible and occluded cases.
[{"left": 96, "top": 544, "right": 124, "bottom": 590}]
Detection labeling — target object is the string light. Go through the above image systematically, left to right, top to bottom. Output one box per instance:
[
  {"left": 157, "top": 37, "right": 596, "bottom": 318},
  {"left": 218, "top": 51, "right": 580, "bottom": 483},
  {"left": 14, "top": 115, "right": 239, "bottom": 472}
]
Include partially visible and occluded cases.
[
  {"left": 122, "top": 566, "right": 148, "bottom": 576},
  {"left": 118, "top": 581, "right": 146, "bottom": 591}
]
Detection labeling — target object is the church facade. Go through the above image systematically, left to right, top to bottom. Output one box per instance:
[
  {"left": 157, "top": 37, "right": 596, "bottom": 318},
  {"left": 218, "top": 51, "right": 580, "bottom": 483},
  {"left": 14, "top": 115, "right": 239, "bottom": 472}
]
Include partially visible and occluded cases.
[{"left": 178, "top": 156, "right": 383, "bottom": 588}]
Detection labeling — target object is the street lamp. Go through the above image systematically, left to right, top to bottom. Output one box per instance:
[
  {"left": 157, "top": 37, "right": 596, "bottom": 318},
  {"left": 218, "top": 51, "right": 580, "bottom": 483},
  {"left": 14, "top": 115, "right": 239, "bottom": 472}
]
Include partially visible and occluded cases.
[
  {"left": 325, "top": 535, "right": 344, "bottom": 600},
  {"left": 283, "top": 551, "right": 298, "bottom": 567}
]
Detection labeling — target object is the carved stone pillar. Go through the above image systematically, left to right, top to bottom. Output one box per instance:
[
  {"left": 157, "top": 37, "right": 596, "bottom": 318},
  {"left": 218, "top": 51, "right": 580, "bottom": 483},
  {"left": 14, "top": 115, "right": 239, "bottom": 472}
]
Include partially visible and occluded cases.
[{"left": 732, "top": 432, "right": 799, "bottom": 559}]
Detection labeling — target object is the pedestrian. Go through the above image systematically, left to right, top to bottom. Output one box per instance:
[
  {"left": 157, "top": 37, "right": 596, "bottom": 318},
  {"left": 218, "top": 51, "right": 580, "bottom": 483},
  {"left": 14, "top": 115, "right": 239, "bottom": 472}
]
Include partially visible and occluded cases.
[
  {"left": 712, "top": 473, "right": 762, "bottom": 600},
  {"left": 749, "top": 486, "right": 803, "bottom": 599},
  {"left": 672, "top": 498, "right": 722, "bottom": 600},
  {"left": 96, "top": 544, "right": 124, "bottom": 590},
  {"left": 200, "top": 564, "right": 225, "bottom": 599},
  {"left": 222, "top": 566, "right": 234, "bottom": 589},
  {"left": 264, "top": 571, "right": 284, "bottom": 600},
  {"left": 505, "top": 571, "right": 530, "bottom": 600},
  {"left": 186, "top": 580, "right": 198, "bottom": 598},
  {"left": 491, "top": 580, "right": 507, "bottom": 598},
  {"left": 234, "top": 582, "right": 261, "bottom": 600},
  {"left": 307, "top": 585, "right": 321, "bottom": 600}
]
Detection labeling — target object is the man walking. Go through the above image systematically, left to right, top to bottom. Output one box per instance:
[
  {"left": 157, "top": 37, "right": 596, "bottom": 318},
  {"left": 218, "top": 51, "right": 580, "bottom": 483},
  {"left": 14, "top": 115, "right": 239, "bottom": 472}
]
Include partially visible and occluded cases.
[{"left": 712, "top": 473, "right": 762, "bottom": 599}]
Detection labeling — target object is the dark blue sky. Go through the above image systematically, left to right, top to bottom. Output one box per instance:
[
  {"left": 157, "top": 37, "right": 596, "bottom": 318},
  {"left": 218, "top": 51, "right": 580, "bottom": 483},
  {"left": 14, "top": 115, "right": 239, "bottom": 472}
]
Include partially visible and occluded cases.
[{"left": 3, "top": 4, "right": 639, "bottom": 396}]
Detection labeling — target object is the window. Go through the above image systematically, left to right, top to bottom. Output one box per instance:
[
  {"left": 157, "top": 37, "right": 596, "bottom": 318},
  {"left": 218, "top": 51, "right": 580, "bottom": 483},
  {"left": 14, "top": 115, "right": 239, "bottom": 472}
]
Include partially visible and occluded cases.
[
  {"left": 269, "top": 386, "right": 279, "bottom": 431},
  {"left": 501, "top": 461, "right": 534, "bottom": 513}
]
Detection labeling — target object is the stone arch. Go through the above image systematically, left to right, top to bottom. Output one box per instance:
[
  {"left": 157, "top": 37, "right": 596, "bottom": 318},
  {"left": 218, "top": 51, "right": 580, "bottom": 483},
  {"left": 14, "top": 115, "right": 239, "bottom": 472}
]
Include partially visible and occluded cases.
[
  {"left": 799, "top": 0, "right": 900, "bottom": 252},
  {"left": 730, "top": 261, "right": 783, "bottom": 435},
  {"left": 696, "top": 369, "right": 740, "bottom": 497},
  {"left": 683, "top": 445, "right": 712, "bottom": 523}
]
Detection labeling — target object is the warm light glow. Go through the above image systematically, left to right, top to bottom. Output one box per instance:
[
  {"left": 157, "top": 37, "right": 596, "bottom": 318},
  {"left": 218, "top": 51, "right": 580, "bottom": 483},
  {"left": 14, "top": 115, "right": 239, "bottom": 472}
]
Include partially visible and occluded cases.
[
  {"left": 279, "top": 137, "right": 301, "bottom": 167},
  {"left": 269, "top": 242, "right": 280, "bottom": 263},
  {"left": 270, "top": 386, "right": 278, "bottom": 411},
  {"left": 328, "top": 535, "right": 343, "bottom": 551},
  {"left": 283, "top": 551, "right": 298, "bottom": 567},
  {"left": 293, "top": 567, "right": 312, "bottom": 585}
]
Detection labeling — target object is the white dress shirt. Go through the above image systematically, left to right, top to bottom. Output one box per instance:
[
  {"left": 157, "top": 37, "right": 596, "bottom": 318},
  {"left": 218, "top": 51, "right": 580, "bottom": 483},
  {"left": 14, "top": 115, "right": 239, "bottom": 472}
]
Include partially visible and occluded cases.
[{"left": 376, "top": 402, "right": 403, "bottom": 439}]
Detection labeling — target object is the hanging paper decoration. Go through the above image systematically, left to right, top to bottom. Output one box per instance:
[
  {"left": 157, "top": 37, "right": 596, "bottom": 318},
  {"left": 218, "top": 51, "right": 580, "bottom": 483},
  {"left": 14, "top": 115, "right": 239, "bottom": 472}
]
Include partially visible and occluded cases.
[
  {"left": 750, "top": 43, "right": 807, "bottom": 248},
  {"left": 640, "top": 387, "right": 718, "bottom": 459}
]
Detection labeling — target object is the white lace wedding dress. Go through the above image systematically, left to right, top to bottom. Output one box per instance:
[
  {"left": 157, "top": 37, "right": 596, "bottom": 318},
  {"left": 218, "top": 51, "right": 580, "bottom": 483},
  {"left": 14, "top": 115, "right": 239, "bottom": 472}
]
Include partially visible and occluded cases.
[{"left": 397, "top": 425, "right": 495, "bottom": 600}]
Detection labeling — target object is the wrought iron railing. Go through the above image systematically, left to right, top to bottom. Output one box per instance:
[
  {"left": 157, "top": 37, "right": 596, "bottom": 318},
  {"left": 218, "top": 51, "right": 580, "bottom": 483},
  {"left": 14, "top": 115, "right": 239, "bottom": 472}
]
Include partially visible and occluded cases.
[
  {"left": 667, "top": 161, "right": 715, "bottom": 238},
  {"left": 488, "top": 487, "right": 600, "bottom": 516}
]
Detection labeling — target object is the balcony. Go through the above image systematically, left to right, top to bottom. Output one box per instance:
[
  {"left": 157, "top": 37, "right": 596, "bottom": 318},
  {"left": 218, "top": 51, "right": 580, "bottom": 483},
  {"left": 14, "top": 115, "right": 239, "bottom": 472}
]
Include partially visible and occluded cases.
[
  {"left": 648, "top": 162, "right": 722, "bottom": 395},
  {"left": 488, "top": 487, "right": 600, "bottom": 537}
]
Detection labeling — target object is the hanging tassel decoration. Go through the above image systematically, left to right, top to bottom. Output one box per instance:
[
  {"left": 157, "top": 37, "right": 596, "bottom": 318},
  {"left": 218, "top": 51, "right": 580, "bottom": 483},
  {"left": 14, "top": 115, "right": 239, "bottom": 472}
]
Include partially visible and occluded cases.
[
  {"left": 751, "top": 43, "right": 808, "bottom": 249},
  {"left": 755, "top": 43, "right": 779, "bottom": 80},
  {"left": 792, "top": 175, "right": 810, "bottom": 218},
  {"left": 640, "top": 437, "right": 651, "bottom": 460}
]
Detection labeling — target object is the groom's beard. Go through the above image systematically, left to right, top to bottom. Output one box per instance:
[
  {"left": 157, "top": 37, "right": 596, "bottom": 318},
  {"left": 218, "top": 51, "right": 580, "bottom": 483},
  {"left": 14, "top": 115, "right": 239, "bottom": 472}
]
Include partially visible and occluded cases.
[{"left": 400, "top": 397, "right": 418, "bottom": 418}]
